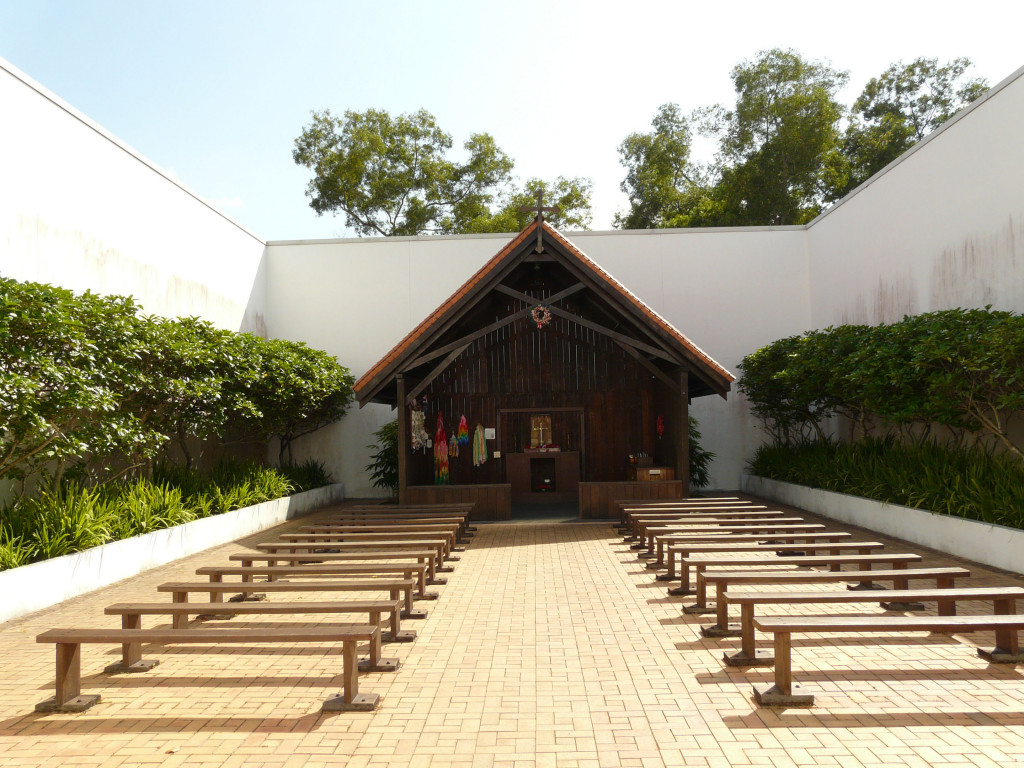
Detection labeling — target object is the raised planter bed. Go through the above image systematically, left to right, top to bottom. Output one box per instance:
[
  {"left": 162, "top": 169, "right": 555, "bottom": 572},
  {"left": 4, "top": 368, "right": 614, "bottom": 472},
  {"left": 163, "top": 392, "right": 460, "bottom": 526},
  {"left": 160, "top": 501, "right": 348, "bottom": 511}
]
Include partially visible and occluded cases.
[
  {"left": 742, "top": 475, "right": 1024, "bottom": 577},
  {"left": 0, "top": 483, "right": 345, "bottom": 625}
]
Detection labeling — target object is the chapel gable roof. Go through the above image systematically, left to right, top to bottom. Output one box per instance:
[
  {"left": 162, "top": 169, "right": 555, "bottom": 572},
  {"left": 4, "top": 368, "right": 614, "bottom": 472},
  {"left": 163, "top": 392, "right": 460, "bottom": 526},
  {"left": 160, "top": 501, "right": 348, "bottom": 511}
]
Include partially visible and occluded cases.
[{"left": 354, "top": 220, "right": 734, "bottom": 406}]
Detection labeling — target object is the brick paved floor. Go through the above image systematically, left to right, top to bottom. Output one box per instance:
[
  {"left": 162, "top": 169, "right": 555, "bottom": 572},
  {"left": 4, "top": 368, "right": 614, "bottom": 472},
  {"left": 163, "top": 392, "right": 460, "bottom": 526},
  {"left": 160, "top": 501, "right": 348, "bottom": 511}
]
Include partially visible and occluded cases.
[{"left": 1, "top": 498, "right": 1023, "bottom": 767}]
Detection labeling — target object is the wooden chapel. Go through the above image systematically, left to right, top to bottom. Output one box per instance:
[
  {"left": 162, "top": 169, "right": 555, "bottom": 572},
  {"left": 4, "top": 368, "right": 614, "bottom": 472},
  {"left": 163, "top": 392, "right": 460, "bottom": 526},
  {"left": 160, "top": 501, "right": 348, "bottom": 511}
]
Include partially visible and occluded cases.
[{"left": 353, "top": 214, "right": 734, "bottom": 520}]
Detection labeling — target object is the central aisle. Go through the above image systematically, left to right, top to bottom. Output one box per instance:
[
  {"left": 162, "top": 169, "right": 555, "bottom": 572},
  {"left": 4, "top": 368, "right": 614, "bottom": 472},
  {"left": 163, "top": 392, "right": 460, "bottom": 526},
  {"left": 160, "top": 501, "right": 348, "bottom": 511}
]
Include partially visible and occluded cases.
[{"left": 361, "top": 520, "right": 726, "bottom": 765}]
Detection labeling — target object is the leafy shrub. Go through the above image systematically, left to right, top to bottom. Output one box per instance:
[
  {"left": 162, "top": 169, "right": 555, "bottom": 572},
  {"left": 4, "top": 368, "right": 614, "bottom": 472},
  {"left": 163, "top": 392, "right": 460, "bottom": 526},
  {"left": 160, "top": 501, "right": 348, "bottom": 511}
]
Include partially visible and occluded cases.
[
  {"left": 0, "top": 276, "right": 355, "bottom": 485},
  {"left": 738, "top": 308, "right": 1024, "bottom": 459},
  {"left": 688, "top": 416, "right": 715, "bottom": 488},
  {"left": 365, "top": 420, "right": 399, "bottom": 497},
  {"left": 749, "top": 436, "right": 1024, "bottom": 530},
  {"left": 279, "top": 458, "right": 333, "bottom": 492},
  {"left": 0, "top": 459, "right": 319, "bottom": 572}
]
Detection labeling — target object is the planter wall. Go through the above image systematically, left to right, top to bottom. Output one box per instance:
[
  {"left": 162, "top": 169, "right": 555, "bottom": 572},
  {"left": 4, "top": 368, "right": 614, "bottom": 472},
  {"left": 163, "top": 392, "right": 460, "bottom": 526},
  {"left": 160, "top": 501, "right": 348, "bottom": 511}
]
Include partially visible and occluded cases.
[
  {"left": 742, "top": 475, "right": 1024, "bottom": 576},
  {"left": 0, "top": 483, "right": 345, "bottom": 625}
]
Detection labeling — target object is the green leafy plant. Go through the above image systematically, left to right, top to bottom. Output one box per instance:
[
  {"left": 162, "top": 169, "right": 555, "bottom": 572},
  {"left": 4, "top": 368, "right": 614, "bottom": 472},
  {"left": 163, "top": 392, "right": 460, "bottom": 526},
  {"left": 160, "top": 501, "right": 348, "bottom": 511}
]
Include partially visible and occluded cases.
[
  {"left": 688, "top": 416, "right": 715, "bottom": 489},
  {"left": 365, "top": 419, "right": 399, "bottom": 497}
]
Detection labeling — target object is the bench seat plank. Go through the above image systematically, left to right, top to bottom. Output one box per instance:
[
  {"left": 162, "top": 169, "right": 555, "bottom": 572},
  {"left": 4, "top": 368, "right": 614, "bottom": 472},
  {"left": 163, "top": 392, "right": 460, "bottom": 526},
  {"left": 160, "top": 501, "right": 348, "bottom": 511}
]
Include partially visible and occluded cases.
[
  {"left": 691, "top": 567, "right": 971, "bottom": 628},
  {"left": 720, "top": 587, "right": 1024, "bottom": 667},
  {"left": 751, "top": 612, "right": 1024, "bottom": 707},
  {"left": 35, "top": 626, "right": 381, "bottom": 713}
]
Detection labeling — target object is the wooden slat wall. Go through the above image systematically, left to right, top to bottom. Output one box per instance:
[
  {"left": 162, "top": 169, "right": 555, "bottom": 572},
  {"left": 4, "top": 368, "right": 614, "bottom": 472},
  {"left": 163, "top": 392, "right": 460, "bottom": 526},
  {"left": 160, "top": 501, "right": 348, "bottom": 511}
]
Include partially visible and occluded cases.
[
  {"left": 409, "top": 285, "right": 666, "bottom": 488},
  {"left": 578, "top": 481, "right": 685, "bottom": 519},
  {"left": 406, "top": 484, "right": 512, "bottom": 521}
]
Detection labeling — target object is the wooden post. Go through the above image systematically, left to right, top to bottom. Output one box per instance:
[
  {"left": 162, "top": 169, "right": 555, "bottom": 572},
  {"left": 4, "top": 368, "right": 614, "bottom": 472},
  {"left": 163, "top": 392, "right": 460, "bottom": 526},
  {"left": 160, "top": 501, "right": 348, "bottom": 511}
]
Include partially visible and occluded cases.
[
  {"left": 677, "top": 370, "right": 690, "bottom": 496},
  {"left": 396, "top": 375, "right": 409, "bottom": 505},
  {"left": 342, "top": 639, "right": 358, "bottom": 703},
  {"left": 55, "top": 642, "right": 81, "bottom": 705}
]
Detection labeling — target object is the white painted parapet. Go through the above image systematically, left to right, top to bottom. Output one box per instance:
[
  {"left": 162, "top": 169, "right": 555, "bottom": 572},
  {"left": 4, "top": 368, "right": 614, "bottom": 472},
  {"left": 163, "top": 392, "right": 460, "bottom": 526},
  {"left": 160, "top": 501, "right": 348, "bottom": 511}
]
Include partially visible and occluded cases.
[
  {"left": 742, "top": 475, "right": 1024, "bottom": 576},
  {"left": 0, "top": 483, "right": 344, "bottom": 625}
]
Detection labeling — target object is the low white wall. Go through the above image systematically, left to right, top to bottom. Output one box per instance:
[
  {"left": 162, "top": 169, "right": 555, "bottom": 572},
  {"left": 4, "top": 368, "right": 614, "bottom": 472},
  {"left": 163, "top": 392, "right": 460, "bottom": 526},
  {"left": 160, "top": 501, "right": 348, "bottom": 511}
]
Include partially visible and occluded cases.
[
  {"left": 742, "top": 475, "right": 1024, "bottom": 576},
  {"left": 0, "top": 483, "right": 345, "bottom": 625}
]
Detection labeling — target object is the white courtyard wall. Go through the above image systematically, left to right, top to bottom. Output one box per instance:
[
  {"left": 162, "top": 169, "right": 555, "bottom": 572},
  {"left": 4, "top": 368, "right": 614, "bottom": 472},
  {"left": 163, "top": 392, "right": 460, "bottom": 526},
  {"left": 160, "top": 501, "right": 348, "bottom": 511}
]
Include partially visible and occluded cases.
[
  {"left": 0, "top": 57, "right": 267, "bottom": 334},
  {"left": 805, "top": 65, "right": 1024, "bottom": 327},
  {"left": 264, "top": 228, "right": 811, "bottom": 494}
]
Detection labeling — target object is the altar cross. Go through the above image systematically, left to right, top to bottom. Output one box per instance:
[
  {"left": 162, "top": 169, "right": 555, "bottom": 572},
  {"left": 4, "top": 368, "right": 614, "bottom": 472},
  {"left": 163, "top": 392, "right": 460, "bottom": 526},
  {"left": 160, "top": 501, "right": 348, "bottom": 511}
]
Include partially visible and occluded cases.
[{"left": 520, "top": 189, "right": 560, "bottom": 253}]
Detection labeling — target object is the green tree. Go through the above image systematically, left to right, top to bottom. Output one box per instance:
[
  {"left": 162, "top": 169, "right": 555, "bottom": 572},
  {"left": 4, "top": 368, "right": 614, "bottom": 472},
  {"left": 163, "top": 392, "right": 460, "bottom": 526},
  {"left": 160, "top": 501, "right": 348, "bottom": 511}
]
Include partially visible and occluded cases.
[
  {"left": 711, "top": 48, "right": 848, "bottom": 225},
  {"left": 615, "top": 50, "right": 847, "bottom": 229},
  {"left": 832, "top": 57, "right": 988, "bottom": 198},
  {"left": 614, "top": 104, "right": 707, "bottom": 229},
  {"left": 293, "top": 108, "right": 515, "bottom": 236},
  {"left": 455, "top": 176, "right": 593, "bottom": 234},
  {"left": 0, "top": 279, "right": 153, "bottom": 484}
]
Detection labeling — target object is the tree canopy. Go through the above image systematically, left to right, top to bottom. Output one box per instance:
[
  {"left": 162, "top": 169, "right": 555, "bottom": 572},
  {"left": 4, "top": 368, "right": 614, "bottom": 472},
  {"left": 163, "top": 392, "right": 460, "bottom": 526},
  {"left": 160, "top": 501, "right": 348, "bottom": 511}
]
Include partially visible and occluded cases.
[
  {"left": 616, "top": 51, "right": 989, "bottom": 229},
  {"left": 829, "top": 57, "right": 989, "bottom": 199},
  {"left": 294, "top": 108, "right": 591, "bottom": 236}
]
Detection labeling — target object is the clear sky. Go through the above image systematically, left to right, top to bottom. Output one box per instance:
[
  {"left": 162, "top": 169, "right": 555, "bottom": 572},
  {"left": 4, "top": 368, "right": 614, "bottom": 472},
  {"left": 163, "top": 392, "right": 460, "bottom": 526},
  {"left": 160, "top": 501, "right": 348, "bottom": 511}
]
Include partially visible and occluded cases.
[{"left": 1, "top": 1, "right": 1020, "bottom": 240}]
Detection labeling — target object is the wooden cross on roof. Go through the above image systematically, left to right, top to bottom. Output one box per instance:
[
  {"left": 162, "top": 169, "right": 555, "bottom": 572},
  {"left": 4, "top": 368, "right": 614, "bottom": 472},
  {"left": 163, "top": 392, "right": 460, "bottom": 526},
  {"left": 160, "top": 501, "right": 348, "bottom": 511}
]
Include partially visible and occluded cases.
[{"left": 520, "top": 189, "right": 560, "bottom": 253}]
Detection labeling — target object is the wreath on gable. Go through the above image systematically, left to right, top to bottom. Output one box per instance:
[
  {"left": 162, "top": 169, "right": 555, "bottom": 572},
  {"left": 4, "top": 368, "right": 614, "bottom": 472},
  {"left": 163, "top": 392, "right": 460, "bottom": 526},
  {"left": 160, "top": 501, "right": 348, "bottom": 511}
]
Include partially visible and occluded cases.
[{"left": 531, "top": 304, "right": 552, "bottom": 330}]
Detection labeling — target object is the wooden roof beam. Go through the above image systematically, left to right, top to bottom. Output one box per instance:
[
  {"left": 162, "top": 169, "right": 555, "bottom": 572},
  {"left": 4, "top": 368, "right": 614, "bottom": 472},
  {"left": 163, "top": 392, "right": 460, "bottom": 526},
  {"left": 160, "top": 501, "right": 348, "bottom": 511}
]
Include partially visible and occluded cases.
[
  {"left": 492, "top": 282, "right": 586, "bottom": 307},
  {"left": 545, "top": 305, "right": 681, "bottom": 363},
  {"left": 613, "top": 340, "right": 682, "bottom": 394},
  {"left": 405, "top": 343, "right": 471, "bottom": 405}
]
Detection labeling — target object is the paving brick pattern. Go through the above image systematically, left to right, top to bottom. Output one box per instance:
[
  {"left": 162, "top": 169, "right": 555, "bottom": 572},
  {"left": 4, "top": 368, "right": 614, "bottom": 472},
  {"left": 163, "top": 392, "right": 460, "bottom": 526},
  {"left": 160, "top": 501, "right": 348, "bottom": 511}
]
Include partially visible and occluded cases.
[{"left": 1, "top": 498, "right": 1023, "bottom": 767}]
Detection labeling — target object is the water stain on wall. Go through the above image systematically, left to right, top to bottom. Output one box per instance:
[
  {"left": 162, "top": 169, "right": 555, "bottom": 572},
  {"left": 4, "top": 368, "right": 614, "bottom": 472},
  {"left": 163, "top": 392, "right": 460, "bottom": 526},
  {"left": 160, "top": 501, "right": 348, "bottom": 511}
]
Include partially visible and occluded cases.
[
  {"left": 931, "top": 213, "right": 1023, "bottom": 310},
  {"left": 6, "top": 214, "right": 246, "bottom": 328},
  {"left": 872, "top": 271, "right": 919, "bottom": 324}
]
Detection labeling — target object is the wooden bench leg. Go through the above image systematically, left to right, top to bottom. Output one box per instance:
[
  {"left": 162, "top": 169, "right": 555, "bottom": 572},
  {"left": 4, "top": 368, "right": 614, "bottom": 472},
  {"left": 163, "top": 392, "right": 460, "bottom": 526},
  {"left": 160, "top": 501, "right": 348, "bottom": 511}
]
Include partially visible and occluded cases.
[
  {"left": 657, "top": 549, "right": 678, "bottom": 582},
  {"left": 667, "top": 555, "right": 692, "bottom": 594},
  {"left": 683, "top": 570, "right": 716, "bottom": 615},
  {"left": 209, "top": 573, "right": 223, "bottom": 603},
  {"left": 702, "top": 582, "right": 741, "bottom": 637},
  {"left": 399, "top": 588, "right": 427, "bottom": 620},
  {"left": 172, "top": 592, "right": 189, "bottom": 629},
  {"left": 979, "top": 598, "right": 1024, "bottom": 662},
  {"left": 724, "top": 603, "right": 774, "bottom": 666},
  {"left": 104, "top": 615, "right": 159, "bottom": 673},
  {"left": 358, "top": 622, "right": 399, "bottom": 673},
  {"left": 753, "top": 631, "right": 814, "bottom": 707},
  {"left": 322, "top": 639, "right": 379, "bottom": 712},
  {"left": 36, "top": 643, "right": 100, "bottom": 713}
]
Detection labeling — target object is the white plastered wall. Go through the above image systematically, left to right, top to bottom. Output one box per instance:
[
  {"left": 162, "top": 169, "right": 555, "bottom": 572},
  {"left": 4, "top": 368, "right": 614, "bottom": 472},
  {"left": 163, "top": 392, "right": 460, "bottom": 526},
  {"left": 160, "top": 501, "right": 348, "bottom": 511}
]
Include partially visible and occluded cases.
[
  {"left": 0, "top": 58, "right": 268, "bottom": 333},
  {"left": 804, "top": 65, "right": 1024, "bottom": 326},
  {"left": 265, "top": 227, "right": 811, "bottom": 493}
]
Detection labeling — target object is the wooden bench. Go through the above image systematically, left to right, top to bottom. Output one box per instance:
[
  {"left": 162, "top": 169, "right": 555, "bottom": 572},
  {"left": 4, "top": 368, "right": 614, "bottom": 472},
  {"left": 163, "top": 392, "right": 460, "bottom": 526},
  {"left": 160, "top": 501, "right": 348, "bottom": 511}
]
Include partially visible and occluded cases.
[
  {"left": 615, "top": 497, "right": 749, "bottom": 524},
  {"left": 343, "top": 502, "right": 476, "bottom": 526},
  {"left": 622, "top": 507, "right": 770, "bottom": 536},
  {"left": 625, "top": 510, "right": 784, "bottom": 542},
  {"left": 320, "top": 513, "right": 473, "bottom": 539},
  {"left": 637, "top": 516, "right": 804, "bottom": 552},
  {"left": 299, "top": 523, "right": 464, "bottom": 550},
  {"left": 644, "top": 524, "right": 828, "bottom": 564},
  {"left": 278, "top": 531, "right": 457, "bottom": 559},
  {"left": 662, "top": 533, "right": 855, "bottom": 580},
  {"left": 254, "top": 539, "right": 453, "bottom": 572},
  {"left": 659, "top": 540, "right": 885, "bottom": 586},
  {"left": 230, "top": 549, "right": 444, "bottom": 584},
  {"left": 685, "top": 552, "right": 924, "bottom": 635},
  {"left": 196, "top": 563, "right": 434, "bottom": 599},
  {"left": 688, "top": 567, "right": 972, "bottom": 629},
  {"left": 157, "top": 578, "right": 426, "bottom": 619},
  {"left": 719, "top": 586, "right": 1024, "bottom": 667},
  {"left": 105, "top": 599, "right": 412, "bottom": 645},
  {"left": 751, "top": 613, "right": 1024, "bottom": 707},
  {"left": 35, "top": 625, "right": 382, "bottom": 713}
]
